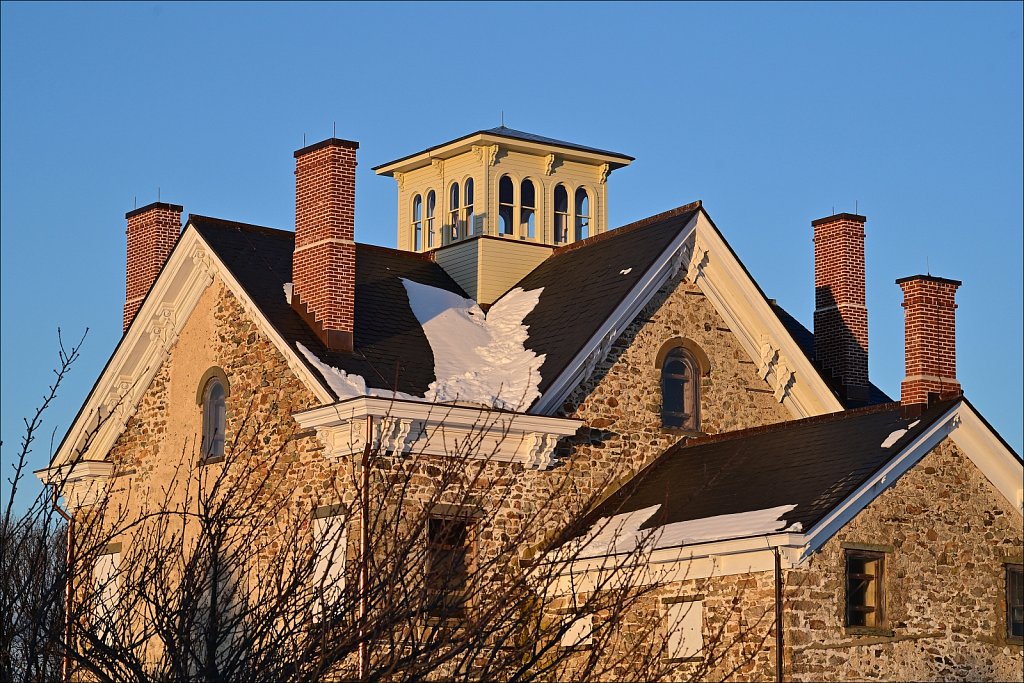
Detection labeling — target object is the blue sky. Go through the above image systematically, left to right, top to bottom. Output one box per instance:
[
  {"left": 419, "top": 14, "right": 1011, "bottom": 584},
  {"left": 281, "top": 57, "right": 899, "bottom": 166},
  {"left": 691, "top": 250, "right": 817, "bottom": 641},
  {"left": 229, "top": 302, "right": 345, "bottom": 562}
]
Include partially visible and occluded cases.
[{"left": 2, "top": 1, "right": 1022, "bottom": 512}]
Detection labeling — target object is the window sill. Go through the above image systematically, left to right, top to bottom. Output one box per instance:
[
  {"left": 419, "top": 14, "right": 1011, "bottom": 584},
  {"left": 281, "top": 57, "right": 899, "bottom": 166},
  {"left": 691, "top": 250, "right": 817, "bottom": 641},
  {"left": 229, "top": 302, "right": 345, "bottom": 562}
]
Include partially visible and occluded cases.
[
  {"left": 660, "top": 428, "right": 704, "bottom": 438},
  {"left": 200, "top": 455, "right": 225, "bottom": 466},
  {"left": 844, "top": 626, "right": 895, "bottom": 638},
  {"left": 664, "top": 656, "right": 703, "bottom": 664}
]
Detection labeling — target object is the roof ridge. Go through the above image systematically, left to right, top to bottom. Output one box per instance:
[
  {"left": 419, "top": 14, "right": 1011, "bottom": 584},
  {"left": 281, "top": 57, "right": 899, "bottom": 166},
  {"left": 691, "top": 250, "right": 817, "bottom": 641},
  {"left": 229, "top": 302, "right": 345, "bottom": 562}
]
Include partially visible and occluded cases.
[
  {"left": 551, "top": 201, "right": 702, "bottom": 255},
  {"left": 188, "top": 214, "right": 294, "bottom": 239}
]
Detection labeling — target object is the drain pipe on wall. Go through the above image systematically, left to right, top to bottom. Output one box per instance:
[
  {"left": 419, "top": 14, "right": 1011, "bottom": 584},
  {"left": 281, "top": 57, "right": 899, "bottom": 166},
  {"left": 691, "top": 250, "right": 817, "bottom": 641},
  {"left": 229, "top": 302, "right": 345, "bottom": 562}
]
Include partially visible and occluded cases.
[
  {"left": 357, "top": 415, "right": 372, "bottom": 683},
  {"left": 52, "top": 488, "right": 74, "bottom": 683},
  {"left": 772, "top": 544, "right": 784, "bottom": 683}
]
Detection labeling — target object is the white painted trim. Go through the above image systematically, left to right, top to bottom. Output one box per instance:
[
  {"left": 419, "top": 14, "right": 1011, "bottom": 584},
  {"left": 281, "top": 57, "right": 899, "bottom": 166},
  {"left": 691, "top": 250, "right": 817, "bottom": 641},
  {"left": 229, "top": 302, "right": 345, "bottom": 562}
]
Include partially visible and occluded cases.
[
  {"left": 532, "top": 210, "right": 844, "bottom": 418},
  {"left": 531, "top": 213, "right": 699, "bottom": 414},
  {"left": 691, "top": 214, "right": 843, "bottom": 417},
  {"left": 43, "top": 224, "right": 334, "bottom": 477},
  {"left": 296, "top": 396, "right": 581, "bottom": 469},
  {"left": 802, "top": 400, "right": 1024, "bottom": 559}
]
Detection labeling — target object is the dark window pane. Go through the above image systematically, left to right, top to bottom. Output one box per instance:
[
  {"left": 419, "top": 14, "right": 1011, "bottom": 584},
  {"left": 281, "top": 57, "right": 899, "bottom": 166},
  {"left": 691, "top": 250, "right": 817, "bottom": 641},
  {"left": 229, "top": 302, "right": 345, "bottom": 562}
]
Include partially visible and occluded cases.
[
  {"left": 426, "top": 518, "right": 469, "bottom": 617},
  {"left": 1009, "top": 565, "right": 1024, "bottom": 638}
]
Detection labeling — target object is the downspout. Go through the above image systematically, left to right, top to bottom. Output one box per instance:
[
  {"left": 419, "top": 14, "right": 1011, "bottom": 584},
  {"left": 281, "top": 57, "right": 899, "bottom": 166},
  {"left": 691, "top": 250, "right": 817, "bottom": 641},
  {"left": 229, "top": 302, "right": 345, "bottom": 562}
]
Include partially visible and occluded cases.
[
  {"left": 357, "top": 415, "right": 372, "bottom": 682},
  {"left": 52, "top": 488, "right": 74, "bottom": 683},
  {"left": 773, "top": 546, "right": 784, "bottom": 683}
]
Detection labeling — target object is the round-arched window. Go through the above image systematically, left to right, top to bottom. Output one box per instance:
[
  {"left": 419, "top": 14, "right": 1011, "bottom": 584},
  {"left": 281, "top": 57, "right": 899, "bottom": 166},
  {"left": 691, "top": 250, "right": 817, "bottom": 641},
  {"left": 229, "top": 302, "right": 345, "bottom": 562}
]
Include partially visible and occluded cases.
[
  {"left": 498, "top": 175, "right": 515, "bottom": 235},
  {"left": 521, "top": 179, "right": 536, "bottom": 239},
  {"left": 448, "top": 182, "right": 460, "bottom": 242},
  {"left": 553, "top": 184, "right": 569, "bottom": 244},
  {"left": 575, "top": 188, "right": 591, "bottom": 241},
  {"left": 412, "top": 194, "right": 423, "bottom": 251},
  {"left": 661, "top": 347, "right": 700, "bottom": 430},
  {"left": 202, "top": 378, "right": 226, "bottom": 459}
]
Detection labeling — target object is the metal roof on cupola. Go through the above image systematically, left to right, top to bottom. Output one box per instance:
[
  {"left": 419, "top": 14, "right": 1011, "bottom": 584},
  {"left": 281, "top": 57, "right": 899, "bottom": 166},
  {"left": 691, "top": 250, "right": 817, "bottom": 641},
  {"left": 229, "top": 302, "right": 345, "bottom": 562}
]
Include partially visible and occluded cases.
[{"left": 372, "top": 126, "right": 633, "bottom": 176}]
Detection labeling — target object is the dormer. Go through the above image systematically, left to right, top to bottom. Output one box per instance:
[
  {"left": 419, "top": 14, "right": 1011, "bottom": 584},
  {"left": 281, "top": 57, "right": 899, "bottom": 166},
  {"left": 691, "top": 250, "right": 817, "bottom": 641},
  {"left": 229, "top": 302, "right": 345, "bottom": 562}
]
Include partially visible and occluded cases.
[{"left": 373, "top": 126, "right": 632, "bottom": 253}]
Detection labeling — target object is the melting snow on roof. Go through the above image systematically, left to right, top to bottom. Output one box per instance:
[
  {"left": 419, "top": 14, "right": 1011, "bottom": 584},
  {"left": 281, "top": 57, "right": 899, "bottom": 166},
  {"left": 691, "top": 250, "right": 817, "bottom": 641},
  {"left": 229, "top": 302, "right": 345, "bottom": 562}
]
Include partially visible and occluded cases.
[
  {"left": 402, "top": 279, "right": 546, "bottom": 411},
  {"left": 296, "top": 281, "right": 547, "bottom": 411},
  {"left": 880, "top": 420, "right": 920, "bottom": 448},
  {"left": 571, "top": 504, "right": 800, "bottom": 558}
]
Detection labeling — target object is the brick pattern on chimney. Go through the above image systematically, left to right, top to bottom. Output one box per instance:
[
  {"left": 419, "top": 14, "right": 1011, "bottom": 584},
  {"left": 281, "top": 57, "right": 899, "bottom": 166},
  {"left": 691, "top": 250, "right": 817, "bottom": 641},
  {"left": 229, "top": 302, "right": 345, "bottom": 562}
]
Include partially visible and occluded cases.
[
  {"left": 292, "top": 138, "right": 358, "bottom": 352},
  {"left": 124, "top": 202, "right": 183, "bottom": 332},
  {"left": 812, "top": 213, "right": 869, "bottom": 397},
  {"left": 897, "top": 275, "right": 961, "bottom": 407}
]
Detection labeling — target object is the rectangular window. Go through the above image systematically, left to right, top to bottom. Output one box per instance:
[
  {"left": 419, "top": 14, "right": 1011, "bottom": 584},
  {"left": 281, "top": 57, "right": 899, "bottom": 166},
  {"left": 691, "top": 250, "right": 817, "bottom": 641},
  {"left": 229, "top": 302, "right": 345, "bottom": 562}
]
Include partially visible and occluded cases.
[
  {"left": 312, "top": 508, "right": 347, "bottom": 617},
  {"left": 425, "top": 517, "right": 469, "bottom": 618},
  {"left": 93, "top": 545, "right": 121, "bottom": 638},
  {"left": 846, "top": 550, "right": 884, "bottom": 628},
  {"left": 1008, "top": 564, "right": 1024, "bottom": 639},
  {"left": 665, "top": 599, "right": 703, "bottom": 661},
  {"left": 560, "top": 614, "right": 593, "bottom": 648}
]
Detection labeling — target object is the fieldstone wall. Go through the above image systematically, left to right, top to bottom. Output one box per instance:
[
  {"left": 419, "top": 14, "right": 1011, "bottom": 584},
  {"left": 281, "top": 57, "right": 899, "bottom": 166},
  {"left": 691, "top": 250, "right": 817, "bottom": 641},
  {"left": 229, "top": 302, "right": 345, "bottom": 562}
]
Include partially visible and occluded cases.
[
  {"left": 584, "top": 438, "right": 1022, "bottom": 682},
  {"left": 785, "top": 439, "right": 1023, "bottom": 681}
]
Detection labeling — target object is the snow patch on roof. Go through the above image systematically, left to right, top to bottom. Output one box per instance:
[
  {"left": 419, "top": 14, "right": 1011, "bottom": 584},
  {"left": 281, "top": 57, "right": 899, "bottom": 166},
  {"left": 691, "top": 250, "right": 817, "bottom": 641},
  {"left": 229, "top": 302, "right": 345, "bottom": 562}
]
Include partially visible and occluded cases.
[
  {"left": 619, "top": 267, "right": 632, "bottom": 275},
  {"left": 402, "top": 279, "right": 546, "bottom": 411},
  {"left": 296, "top": 342, "right": 419, "bottom": 401},
  {"left": 880, "top": 420, "right": 919, "bottom": 448},
  {"left": 572, "top": 504, "right": 799, "bottom": 558}
]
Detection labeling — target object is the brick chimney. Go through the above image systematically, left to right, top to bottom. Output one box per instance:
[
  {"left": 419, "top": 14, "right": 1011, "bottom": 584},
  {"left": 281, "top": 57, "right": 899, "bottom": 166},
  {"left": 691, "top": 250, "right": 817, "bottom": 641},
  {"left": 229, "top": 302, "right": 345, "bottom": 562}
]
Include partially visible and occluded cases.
[
  {"left": 291, "top": 137, "right": 359, "bottom": 352},
  {"left": 124, "top": 201, "right": 183, "bottom": 332},
  {"left": 812, "top": 213, "right": 869, "bottom": 402},
  {"left": 897, "top": 275, "right": 962, "bottom": 412}
]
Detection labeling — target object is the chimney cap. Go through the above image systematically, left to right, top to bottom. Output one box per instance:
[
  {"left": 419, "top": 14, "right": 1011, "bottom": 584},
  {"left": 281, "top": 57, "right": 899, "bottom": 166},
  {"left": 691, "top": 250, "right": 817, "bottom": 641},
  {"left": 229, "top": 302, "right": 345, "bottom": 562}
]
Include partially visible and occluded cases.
[
  {"left": 294, "top": 137, "right": 360, "bottom": 158},
  {"left": 125, "top": 201, "right": 184, "bottom": 220},
  {"left": 811, "top": 212, "right": 866, "bottom": 227},
  {"left": 895, "top": 274, "right": 962, "bottom": 287}
]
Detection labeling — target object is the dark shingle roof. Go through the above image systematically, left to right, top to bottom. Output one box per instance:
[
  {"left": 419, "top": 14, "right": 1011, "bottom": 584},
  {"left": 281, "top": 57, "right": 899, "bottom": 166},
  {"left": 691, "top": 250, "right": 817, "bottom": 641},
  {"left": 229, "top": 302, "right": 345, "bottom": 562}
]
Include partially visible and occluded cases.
[
  {"left": 516, "top": 205, "right": 701, "bottom": 395},
  {"left": 191, "top": 216, "right": 466, "bottom": 399},
  {"left": 770, "top": 302, "right": 892, "bottom": 407},
  {"left": 565, "top": 399, "right": 960, "bottom": 546}
]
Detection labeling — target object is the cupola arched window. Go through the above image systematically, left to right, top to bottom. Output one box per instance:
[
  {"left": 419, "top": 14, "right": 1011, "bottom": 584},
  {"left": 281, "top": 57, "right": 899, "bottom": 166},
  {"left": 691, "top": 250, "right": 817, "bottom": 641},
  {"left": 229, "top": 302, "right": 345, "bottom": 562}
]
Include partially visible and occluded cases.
[
  {"left": 498, "top": 175, "right": 514, "bottom": 235},
  {"left": 464, "top": 178, "right": 475, "bottom": 235},
  {"left": 521, "top": 179, "right": 536, "bottom": 239},
  {"left": 448, "top": 182, "right": 460, "bottom": 242},
  {"left": 553, "top": 184, "right": 569, "bottom": 244},
  {"left": 575, "top": 188, "right": 591, "bottom": 241},
  {"left": 425, "top": 190, "right": 436, "bottom": 248},
  {"left": 412, "top": 194, "right": 423, "bottom": 251},
  {"left": 661, "top": 347, "right": 699, "bottom": 430},
  {"left": 202, "top": 376, "right": 227, "bottom": 459}
]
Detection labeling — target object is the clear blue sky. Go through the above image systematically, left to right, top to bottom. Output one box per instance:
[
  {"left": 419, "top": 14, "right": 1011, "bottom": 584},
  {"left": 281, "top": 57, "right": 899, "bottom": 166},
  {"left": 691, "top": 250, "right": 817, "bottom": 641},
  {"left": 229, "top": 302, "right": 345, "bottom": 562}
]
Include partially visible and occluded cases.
[{"left": 2, "top": 2, "right": 1022, "bottom": 512}]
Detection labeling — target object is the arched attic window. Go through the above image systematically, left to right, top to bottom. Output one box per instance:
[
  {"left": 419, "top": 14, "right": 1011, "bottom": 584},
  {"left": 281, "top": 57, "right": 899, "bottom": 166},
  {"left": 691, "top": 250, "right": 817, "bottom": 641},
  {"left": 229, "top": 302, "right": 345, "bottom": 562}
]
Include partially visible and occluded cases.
[
  {"left": 498, "top": 175, "right": 514, "bottom": 235},
  {"left": 464, "top": 178, "right": 475, "bottom": 235},
  {"left": 520, "top": 179, "right": 536, "bottom": 239},
  {"left": 448, "top": 182, "right": 460, "bottom": 242},
  {"left": 553, "top": 184, "right": 569, "bottom": 244},
  {"left": 574, "top": 187, "right": 591, "bottom": 241},
  {"left": 426, "top": 190, "right": 436, "bottom": 248},
  {"left": 412, "top": 194, "right": 423, "bottom": 251},
  {"left": 661, "top": 347, "right": 700, "bottom": 431},
  {"left": 197, "top": 368, "right": 230, "bottom": 460}
]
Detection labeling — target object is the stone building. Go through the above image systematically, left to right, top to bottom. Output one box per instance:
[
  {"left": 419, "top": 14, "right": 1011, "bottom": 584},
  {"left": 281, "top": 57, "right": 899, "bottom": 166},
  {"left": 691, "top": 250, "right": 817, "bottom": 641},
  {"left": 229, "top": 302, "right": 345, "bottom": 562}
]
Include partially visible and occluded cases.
[{"left": 40, "top": 128, "right": 1022, "bottom": 681}]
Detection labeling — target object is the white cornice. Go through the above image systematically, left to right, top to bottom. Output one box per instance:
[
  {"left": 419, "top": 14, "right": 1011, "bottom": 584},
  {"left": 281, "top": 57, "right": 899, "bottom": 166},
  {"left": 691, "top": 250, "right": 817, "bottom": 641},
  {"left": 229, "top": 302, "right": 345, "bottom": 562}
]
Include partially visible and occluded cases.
[
  {"left": 43, "top": 225, "right": 334, "bottom": 478},
  {"left": 295, "top": 397, "right": 581, "bottom": 469}
]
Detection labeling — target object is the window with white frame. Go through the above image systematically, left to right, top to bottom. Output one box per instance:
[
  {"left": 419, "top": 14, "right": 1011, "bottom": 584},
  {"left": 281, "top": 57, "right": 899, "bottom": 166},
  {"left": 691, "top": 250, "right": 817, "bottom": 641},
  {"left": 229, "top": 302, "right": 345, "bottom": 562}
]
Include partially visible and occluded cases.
[
  {"left": 498, "top": 175, "right": 515, "bottom": 236},
  {"left": 464, "top": 178, "right": 475, "bottom": 235},
  {"left": 520, "top": 178, "right": 536, "bottom": 239},
  {"left": 448, "top": 182, "right": 460, "bottom": 242},
  {"left": 553, "top": 184, "right": 569, "bottom": 244},
  {"left": 574, "top": 187, "right": 591, "bottom": 241},
  {"left": 425, "top": 190, "right": 436, "bottom": 248},
  {"left": 412, "top": 194, "right": 423, "bottom": 251},
  {"left": 312, "top": 506, "right": 347, "bottom": 618},
  {"left": 93, "top": 544, "right": 122, "bottom": 638},
  {"left": 664, "top": 598, "right": 703, "bottom": 661},
  {"left": 560, "top": 613, "right": 593, "bottom": 648}
]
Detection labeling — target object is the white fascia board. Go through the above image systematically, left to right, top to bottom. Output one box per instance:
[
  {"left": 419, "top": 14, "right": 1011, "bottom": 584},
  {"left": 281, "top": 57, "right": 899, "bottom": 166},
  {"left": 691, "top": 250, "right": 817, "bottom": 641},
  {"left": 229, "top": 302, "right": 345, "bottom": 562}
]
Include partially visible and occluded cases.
[
  {"left": 531, "top": 213, "right": 700, "bottom": 415},
  {"left": 691, "top": 214, "right": 843, "bottom": 417},
  {"left": 44, "top": 226, "right": 334, "bottom": 477},
  {"left": 296, "top": 396, "right": 581, "bottom": 434},
  {"left": 295, "top": 397, "right": 582, "bottom": 468},
  {"left": 949, "top": 402, "right": 1024, "bottom": 516},
  {"left": 801, "top": 403, "right": 962, "bottom": 558},
  {"left": 35, "top": 459, "right": 114, "bottom": 485},
  {"left": 547, "top": 533, "right": 807, "bottom": 595}
]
